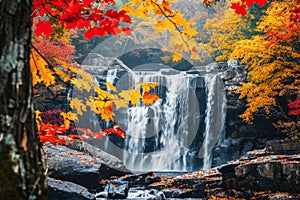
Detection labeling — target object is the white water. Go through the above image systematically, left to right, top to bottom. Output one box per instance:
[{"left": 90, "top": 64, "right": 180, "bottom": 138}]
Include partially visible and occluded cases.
[
  {"left": 98, "top": 66, "right": 226, "bottom": 171},
  {"left": 106, "top": 69, "right": 118, "bottom": 87},
  {"left": 121, "top": 70, "right": 196, "bottom": 171},
  {"left": 200, "top": 74, "right": 226, "bottom": 169}
]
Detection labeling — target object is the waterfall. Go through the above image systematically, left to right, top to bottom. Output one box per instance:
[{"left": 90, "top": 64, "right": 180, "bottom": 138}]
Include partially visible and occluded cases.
[
  {"left": 94, "top": 65, "right": 226, "bottom": 172},
  {"left": 106, "top": 69, "right": 118, "bottom": 86},
  {"left": 121, "top": 70, "right": 196, "bottom": 171},
  {"left": 200, "top": 74, "right": 226, "bottom": 169}
]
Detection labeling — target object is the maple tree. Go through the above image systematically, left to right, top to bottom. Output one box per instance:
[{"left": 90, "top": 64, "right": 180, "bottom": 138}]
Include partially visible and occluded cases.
[
  {"left": 31, "top": 0, "right": 163, "bottom": 145},
  {"left": 32, "top": 0, "right": 132, "bottom": 39},
  {"left": 199, "top": 0, "right": 299, "bottom": 138},
  {"left": 229, "top": 0, "right": 300, "bottom": 138},
  {"left": 230, "top": 0, "right": 267, "bottom": 16},
  {"left": 200, "top": 1, "right": 252, "bottom": 61},
  {"left": 31, "top": 43, "right": 161, "bottom": 144}
]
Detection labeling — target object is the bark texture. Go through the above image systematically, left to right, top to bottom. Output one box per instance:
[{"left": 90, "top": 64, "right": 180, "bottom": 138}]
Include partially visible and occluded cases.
[{"left": 0, "top": 0, "right": 46, "bottom": 199}]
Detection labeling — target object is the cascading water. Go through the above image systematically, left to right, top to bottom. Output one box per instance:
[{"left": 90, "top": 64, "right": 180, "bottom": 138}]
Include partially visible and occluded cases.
[
  {"left": 92, "top": 63, "right": 226, "bottom": 172},
  {"left": 106, "top": 69, "right": 118, "bottom": 86},
  {"left": 121, "top": 70, "right": 195, "bottom": 171},
  {"left": 200, "top": 74, "right": 226, "bottom": 169}
]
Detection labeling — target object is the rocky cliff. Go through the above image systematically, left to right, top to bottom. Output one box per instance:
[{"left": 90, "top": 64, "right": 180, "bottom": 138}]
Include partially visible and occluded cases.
[{"left": 211, "top": 61, "right": 287, "bottom": 167}]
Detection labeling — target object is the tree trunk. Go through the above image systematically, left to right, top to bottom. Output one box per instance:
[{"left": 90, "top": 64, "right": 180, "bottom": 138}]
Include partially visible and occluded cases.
[{"left": 0, "top": 1, "right": 47, "bottom": 199}]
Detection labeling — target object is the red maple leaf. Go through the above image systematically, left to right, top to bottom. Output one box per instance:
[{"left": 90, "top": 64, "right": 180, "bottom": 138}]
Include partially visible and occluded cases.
[
  {"left": 245, "top": 0, "right": 255, "bottom": 7},
  {"left": 231, "top": 3, "right": 247, "bottom": 16},
  {"left": 34, "top": 21, "right": 54, "bottom": 37},
  {"left": 103, "top": 124, "right": 126, "bottom": 138}
]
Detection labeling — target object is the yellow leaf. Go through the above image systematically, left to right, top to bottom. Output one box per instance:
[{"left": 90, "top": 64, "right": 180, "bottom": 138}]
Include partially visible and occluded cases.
[
  {"left": 131, "top": 0, "right": 141, "bottom": 6},
  {"left": 183, "top": 26, "right": 198, "bottom": 37},
  {"left": 30, "top": 50, "right": 55, "bottom": 87},
  {"left": 172, "top": 53, "right": 182, "bottom": 62},
  {"left": 55, "top": 59, "right": 79, "bottom": 74},
  {"left": 54, "top": 68, "right": 72, "bottom": 82},
  {"left": 77, "top": 70, "right": 94, "bottom": 83},
  {"left": 72, "top": 78, "right": 91, "bottom": 92},
  {"left": 106, "top": 82, "right": 117, "bottom": 92},
  {"left": 136, "top": 82, "right": 160, "bottom": 92},
  {"left": 95, "top": 86, "right": 113, "bottom": 100},
  {"left": 119, "top": 89, "right": 143, "bottom": 105},
  {"left": 70, "top": 98, "right": 87, "bottom": 115},
  {"left": 113, "top": 99, "right": 128, "bottom": 109},
  {"left": 34, "top": 110, "right": 42, "bottom": 132},
  {"left": 61, "top": 111, "right": 78, "bottom": 129}
]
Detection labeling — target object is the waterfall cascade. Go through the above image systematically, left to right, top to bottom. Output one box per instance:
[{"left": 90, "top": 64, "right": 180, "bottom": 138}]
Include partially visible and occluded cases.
[
  {"left": 84, "top": 62, "right": 226, "bottom": 172},
  {"left": 121, "top": 70, "right": 198, "bottom": 171},
  {"left": 201, "top": 74, "right": 226, "bottom": 169}
]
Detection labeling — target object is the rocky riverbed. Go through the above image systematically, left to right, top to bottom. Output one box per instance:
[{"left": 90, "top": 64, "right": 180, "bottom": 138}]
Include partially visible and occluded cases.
[{"left": 44, "top": 141, "right": 300, "bottom": 199}]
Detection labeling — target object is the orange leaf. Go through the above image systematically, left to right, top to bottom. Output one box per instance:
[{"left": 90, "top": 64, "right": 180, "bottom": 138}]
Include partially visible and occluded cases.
[{"left": 142, "top": 92, "right": 160, "bottom": 105}]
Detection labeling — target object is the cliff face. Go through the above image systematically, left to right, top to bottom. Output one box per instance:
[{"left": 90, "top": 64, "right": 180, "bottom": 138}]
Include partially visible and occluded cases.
[{"left": 212, "top": 61, "right": 286, "bottom": 167}]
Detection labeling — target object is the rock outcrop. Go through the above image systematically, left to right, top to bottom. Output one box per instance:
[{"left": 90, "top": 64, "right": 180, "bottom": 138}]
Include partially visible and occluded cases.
[
  {"left": 211, "top": 61, "right": 286, "bottom": 167},
  {"left": 44, "top": 140, "right": 300, "bottom": 199},
  {"left": 43, "top": 141, "right": 131, "bottom": 191},
  {"left": 95, "top": 149, "right": 300, "bottom": 199},
  {"left": 220, "top": 149, "right": 300, "bottom": 193},
  {"left": 47, "top": 177, "right": 95, "bottom": 200}
]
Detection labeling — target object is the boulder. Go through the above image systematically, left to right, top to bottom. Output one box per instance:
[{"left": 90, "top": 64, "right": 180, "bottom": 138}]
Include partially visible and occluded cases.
[
  {"left": 66, "top": 140, "right": 131, "bottom": 178},
  {"left": 266, "top": 140, "right": 300, "bottom": 155},
  {"left": 43, "top": 142, "right": 131, "bottom": 190},
  {"left": 219, "top": 152, "right": 300, "bottom": 193},
  {"left": 120, "top": 172, "right": 160, "bottom": 187},
  {"left": 47, "top": 177, "right": 95, "bottom": 200},
  {"left": 105, "top": 179, "right": 129, "bottom": 199}
]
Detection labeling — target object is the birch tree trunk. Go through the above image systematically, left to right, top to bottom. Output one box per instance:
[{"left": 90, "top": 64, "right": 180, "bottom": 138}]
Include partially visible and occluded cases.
[{"left": 0, "top": 0, "right": 46, "bottom": 199}]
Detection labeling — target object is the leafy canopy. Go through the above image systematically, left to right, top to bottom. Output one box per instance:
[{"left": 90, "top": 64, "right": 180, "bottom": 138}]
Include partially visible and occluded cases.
[{"left": 31, "top": 0, "right": 271, "bottom": 145}]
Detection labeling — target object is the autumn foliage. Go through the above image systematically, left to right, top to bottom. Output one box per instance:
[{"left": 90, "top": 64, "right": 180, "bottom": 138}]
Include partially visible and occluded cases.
[
  {"left": 31, "top": 0, "right": 162, "bottom": 145},
  {"left": 32, "top": 0, "right": 132, "bottom": 39},
  {"left": 33, "top": 0, "right": 297, "bottom": 146},
  {"left": 201, "top": 0, "right": 299, "bottom": 137},
  {"left": 230, "top": 0, "right": 267, "bottom": 16},
  {"left": 35, "top": 109, "right": 127, "bottom": 146}
]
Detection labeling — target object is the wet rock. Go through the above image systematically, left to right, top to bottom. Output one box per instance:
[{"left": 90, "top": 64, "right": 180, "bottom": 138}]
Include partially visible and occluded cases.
[
  {"left": 216, "top": 62, "right": 229, "bottom": 71},
  {"left": 222, "top": 69, "right": 237, "bottom": 81},
  {"left": 226, "top": 97, "right": 244, "bottom": 110},
  {"left": 254, "top": 138, "right": 268, "bottom": 149},
  {"left": 212, "top": 139, "right": 242, "bottom": 167},
  {"left": 67, "top": 140, "right": 131, "bottom": 177},
  {"left": 241, "top": 140, "right": 254, "bottom": 155},
  {"left": 266, "top": 140, "right": 300, "bottom": 155},
  {"left": 43, "top": 142, "right": 130, "bottom": 190},
  {"left": 43, "top": 143, "right": 102, "bottom": 189},
  {"left": 240, "top": 148, "right": 267, "bottom": 160},
  {"left": 219, "top": 153, "right": 300, "bottom": 193},
  {"left": 219, "top": 163, "right": 239, "bottom": 189},
  {"left": 121, "top": 172, "right": 160, "bottom": 187},
  {"left": 47, "top": 177, "right": 95, "bottom": 200},
  {"left": 105, "top": 180, "right": 129, "bottom": 199},
  {"left": 147, "top": 182, "right": 169, "bottom": 190},
  {"left": 162, "top": 189, "right": 193, "bottom": 198}
]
